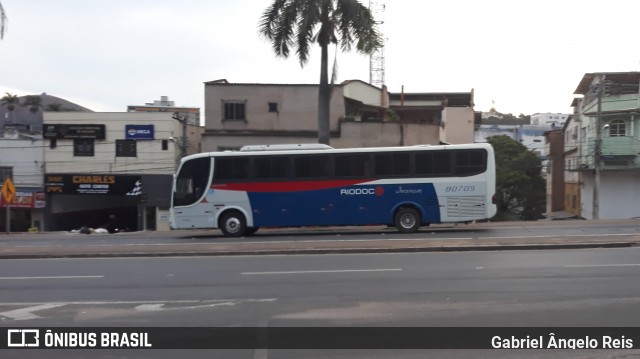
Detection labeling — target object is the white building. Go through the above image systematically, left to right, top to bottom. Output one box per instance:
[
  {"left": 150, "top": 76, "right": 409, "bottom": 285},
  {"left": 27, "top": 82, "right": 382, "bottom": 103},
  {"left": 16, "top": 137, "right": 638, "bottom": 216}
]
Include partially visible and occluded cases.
[
  {"left": 43, "top": 112, "right": 186, "bottom": 231},
  {"left": 530, "top": 113, "right": 569, "bottom": 127}
]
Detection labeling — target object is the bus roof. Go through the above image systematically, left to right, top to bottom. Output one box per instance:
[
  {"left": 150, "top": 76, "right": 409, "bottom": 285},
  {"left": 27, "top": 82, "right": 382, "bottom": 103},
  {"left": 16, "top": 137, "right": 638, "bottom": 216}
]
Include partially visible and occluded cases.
[{"left": 179, "top": 143, "right": 494, "bottom": 164}]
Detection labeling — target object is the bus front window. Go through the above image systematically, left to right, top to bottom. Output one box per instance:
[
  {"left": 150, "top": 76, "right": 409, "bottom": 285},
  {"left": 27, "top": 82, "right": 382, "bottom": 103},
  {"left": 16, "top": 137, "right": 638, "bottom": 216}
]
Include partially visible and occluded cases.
[{"left": 173, "top": 157, "right": 211, "bottom": 207}]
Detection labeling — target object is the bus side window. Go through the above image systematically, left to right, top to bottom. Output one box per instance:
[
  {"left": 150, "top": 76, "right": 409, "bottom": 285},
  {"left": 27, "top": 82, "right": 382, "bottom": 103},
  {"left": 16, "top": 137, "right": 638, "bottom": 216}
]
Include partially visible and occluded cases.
[
  {"left": 455, "top": 149, "right": 486, "bottom": 176},
  {"left": 433, "top": 151, "right": 452, "bottom": 175},
  {"left": 415, "top": 152, "right": 433, "bottom": 175},
  {"left": 352, "top": 154, "right": 370, "bottom": 177},
  {"left": 312, "top": 155, "right": 331, "bottom": 178},
  {"left": 334, "top": 155, "right": 351, "bottom": 177},
  {"left": 254, "top": 156, "right": 290, "bottom": 180},
  {"left": 294, "top": 156, "right": 313, "bottom": 178}
]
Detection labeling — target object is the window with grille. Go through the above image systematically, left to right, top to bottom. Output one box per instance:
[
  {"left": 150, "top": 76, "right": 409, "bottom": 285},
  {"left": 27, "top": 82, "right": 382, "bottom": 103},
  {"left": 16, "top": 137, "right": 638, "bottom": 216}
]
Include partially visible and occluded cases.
[
  {"left": 223, "top": 101, "right": 246, "bottom": 121},
  {"left": 609, "top": 119, "right": 626, "bottom": 137}
]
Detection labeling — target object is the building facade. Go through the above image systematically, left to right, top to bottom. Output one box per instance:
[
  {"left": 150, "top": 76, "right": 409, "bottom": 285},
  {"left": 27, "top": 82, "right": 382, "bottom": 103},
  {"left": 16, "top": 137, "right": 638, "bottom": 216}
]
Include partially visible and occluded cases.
[
  {"left": 572, "top": 72, "right": 640, "bottom": 219},
  {"left": 202, "top": 79, "right": 476, "bottom": 151},
  {"left": 127, "top": 96, "right": 204, "bottom": 159},
  {"left": 1, "top": 97, "right": 46, "bottom": 231},
  {"left": 43, "top": 112, "right": 184, "bottom": 231},
  {"left": 563, "top": 112, "right": 582, "bottom": 217}
]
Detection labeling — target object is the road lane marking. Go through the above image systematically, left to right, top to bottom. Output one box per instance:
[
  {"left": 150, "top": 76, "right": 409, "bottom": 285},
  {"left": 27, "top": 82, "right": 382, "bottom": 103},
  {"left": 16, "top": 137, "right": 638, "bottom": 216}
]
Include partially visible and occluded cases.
[
  {"left": 565, "top": 264, "right": 640, "bottom": 268},
  {"left": 242, "top": 269, "right": 402, "bottom": 275},
  {"left": 0, "top": 275, "right": 104, "bottom": 280},
  {"left": 0, "top": 303, "right": 66, "bottom": 320}
]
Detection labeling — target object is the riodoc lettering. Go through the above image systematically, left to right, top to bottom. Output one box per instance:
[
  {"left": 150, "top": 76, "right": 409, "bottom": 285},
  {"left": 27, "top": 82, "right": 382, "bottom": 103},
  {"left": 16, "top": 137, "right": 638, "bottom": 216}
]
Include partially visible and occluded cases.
[{"left": 340, "top": 188, "right": 375, "bottom": 196}]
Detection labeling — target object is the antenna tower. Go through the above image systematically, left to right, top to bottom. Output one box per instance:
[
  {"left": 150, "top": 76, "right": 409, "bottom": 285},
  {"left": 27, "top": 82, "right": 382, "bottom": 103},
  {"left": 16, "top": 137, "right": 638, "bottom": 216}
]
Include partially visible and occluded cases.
[{"left": 368, "top": 0, "right": 385, "bottom": 88}]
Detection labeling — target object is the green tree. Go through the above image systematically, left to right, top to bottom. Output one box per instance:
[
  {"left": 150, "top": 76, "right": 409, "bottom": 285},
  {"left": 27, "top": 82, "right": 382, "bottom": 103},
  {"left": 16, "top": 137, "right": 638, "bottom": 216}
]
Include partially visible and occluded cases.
[
  {"left": 259, "top": 0, "right": 381, "bottom": 145},
  {"left": 1, "top": 92, "right": 19, "bottom": 111},
  {"left": 22, "top": 95, "right": 43, "bottom": 113},
  {"left": 487, "top": 135, "right": 546, "bottom": 221}
]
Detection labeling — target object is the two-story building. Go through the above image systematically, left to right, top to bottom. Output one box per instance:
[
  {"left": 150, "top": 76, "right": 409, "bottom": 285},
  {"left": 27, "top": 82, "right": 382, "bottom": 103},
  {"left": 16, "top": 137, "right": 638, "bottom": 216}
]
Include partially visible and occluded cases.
[
  {"left": 572, "top": 72, "right": 640, "bottom": 219},
  {"left": 202, "top": 79, "right": 476, "bottom": 151},
  {"left": 1, "top": 97, "right": 46, "bottom": 232},
  {"left": 43, "top": 112, "right": 192, "bottom": 232}
]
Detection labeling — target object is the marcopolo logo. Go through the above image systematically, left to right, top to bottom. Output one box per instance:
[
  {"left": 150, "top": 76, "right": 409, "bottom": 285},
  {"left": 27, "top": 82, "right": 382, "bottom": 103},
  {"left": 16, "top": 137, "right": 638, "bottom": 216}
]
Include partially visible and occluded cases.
[{"left": 340, "top": 186, "right": 384, "bottom": 196}]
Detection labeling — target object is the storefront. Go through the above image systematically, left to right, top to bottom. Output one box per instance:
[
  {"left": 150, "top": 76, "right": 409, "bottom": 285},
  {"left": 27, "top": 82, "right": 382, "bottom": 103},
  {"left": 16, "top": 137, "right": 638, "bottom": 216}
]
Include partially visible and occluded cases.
[
  {"left": 44, "top": 173, "right": 172, "bottom": 232},
  {"left": 0, "top": 189, "right": 46, "bottom": 232}
]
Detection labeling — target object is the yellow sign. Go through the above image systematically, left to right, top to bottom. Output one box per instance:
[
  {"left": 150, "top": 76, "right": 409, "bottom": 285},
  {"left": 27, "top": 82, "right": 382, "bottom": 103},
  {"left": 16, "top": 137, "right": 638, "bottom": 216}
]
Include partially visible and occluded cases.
[{"left": 1, "top": 177, "right": 16, "bottom": 205}]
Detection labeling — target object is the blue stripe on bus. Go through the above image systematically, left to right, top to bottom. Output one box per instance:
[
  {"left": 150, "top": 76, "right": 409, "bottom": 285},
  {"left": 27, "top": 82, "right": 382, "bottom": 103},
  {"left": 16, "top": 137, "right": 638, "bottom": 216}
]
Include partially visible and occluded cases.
[{"left": 247, "top": 183, "right": 441, "bottom": 227}]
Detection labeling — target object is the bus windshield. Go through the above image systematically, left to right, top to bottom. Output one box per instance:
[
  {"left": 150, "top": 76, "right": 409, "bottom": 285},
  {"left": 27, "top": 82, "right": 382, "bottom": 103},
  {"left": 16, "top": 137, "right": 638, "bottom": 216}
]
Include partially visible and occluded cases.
[{"left": 173, "top": 156, "right": 211, "bottom": 207}]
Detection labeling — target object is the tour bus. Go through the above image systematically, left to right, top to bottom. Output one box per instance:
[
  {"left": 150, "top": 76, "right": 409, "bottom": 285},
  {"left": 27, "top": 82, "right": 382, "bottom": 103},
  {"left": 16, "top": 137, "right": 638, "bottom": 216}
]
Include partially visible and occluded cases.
[{"left": 170, "top": 143, "right": 497, "bottom": 237}]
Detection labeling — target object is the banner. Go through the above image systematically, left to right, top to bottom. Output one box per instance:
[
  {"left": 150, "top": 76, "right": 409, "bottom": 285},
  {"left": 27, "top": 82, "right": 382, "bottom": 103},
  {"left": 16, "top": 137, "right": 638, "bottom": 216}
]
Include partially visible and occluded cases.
[
  {"left": 45, "top": 174, "right": 142, "bottom": 196},
  {"left": 0, "top": 191, "right": 45, "bottom": 208},
  {"left": 2, "top": 327, "right": 639, "bottom": 350}
]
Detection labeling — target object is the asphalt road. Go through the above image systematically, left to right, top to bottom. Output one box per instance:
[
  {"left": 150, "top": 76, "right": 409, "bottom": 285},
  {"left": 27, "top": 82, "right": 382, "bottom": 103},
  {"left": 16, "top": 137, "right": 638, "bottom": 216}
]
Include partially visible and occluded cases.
[
  {"left": 2, "top": 220, "right": 640, "bottom": 358},
  {"left": 3, "top": 248, "right": 640, "bottom": 327}
]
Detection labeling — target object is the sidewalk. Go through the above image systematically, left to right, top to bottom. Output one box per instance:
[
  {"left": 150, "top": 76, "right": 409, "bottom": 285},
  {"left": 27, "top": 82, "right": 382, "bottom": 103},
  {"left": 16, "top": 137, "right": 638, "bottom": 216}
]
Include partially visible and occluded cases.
[{"left": 1, "top": 219, "right": 639, "bottom": 259}]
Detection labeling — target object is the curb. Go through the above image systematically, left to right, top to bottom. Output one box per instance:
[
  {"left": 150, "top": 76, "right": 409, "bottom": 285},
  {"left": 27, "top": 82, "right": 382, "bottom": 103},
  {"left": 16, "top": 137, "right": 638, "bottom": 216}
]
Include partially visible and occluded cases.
[{"left": 1, "top": 242, "right": 635, "bottom": 260}]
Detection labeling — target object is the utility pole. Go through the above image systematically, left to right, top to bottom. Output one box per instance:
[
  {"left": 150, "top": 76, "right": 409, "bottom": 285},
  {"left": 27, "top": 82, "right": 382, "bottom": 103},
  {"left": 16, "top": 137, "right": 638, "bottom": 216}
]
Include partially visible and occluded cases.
[
  {"left": 592, "top": 77, "right": 605, "bottom": 220},
  {"left": 172, "top": 113, "right": 188, "bottom": 159}
]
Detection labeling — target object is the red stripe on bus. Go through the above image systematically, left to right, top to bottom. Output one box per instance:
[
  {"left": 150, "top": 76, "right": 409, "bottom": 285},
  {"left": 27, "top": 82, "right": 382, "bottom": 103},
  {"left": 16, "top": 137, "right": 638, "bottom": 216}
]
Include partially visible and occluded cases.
[{"left": 212, "top": 179, "right": 370, "bottom": 192}]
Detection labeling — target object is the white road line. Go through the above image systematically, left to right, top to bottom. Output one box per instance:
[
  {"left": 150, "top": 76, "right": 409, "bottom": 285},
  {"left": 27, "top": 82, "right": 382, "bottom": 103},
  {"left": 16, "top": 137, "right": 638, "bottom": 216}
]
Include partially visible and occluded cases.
[
  {"left": 565, "top": 264, "right": 640, "bottom": 268},
  {"left": 242, "top": 268, "right": 402, "bottom": 275},
  {"left": 0, "top": 275, "right": 104, "bottom": 280},
  {"left": 0, "top": 299, "right": 277, "bottom": 306},
  {"left": 0, "top": 303, "right": 66, "bottom": 320}
]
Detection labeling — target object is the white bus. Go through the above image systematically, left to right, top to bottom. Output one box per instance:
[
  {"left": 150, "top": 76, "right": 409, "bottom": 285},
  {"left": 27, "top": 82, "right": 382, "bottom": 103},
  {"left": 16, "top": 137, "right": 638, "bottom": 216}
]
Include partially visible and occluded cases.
[{"left": 170, "top": 143, "right": 497, "bottom": 237}]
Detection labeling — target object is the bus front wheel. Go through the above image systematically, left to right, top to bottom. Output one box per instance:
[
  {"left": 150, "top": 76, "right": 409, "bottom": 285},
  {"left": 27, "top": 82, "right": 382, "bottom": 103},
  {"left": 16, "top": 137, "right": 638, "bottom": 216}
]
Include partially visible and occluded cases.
[
  {"left": 394, "top": 208, "right": 421, "bottom": 233},
  {"left": 219, "top": 211, "right": 247, "bottom": 237}
]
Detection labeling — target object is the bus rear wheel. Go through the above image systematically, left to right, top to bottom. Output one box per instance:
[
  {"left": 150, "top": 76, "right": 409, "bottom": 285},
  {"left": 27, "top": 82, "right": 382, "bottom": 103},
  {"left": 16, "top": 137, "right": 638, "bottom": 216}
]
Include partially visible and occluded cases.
[
  {"left": 394, "top": 208, "right": 421, "bottom": 233},
  {"left": 219, "top": 211, "right": 247, "bottom": 237}
]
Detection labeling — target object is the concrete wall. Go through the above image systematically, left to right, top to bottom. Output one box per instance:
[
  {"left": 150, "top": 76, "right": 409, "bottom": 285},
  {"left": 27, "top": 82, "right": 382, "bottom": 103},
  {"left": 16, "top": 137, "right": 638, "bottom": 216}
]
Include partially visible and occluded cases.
[
  {"left": 205, "top": 83, "right": 346, "bottom": 133},
  {"left": 440, "top": 107, "right": 474, "bottom": 144},
  {"left": 0, "top": 139, "right": 44, "bottom": 187}
]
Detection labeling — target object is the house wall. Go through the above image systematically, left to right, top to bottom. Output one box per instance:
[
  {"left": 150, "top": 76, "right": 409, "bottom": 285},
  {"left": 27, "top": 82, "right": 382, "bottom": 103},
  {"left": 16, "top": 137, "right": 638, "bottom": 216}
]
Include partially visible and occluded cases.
[
  {"left": 343, "top": 81, "right": 386, "bottom": 107},
  {"left": 203, "top": 82, "right": 474, "bottom": 150},
  {"left": 204, "top": 83, "right": 346, "bottom": 133},
  {"left": 440, "top": 107, "right": 474, "bottom": 144},
  {"left": 402, "top": 123, "right": 440, "bottom": 145},
  {"left": 544, "top": 130, "right": 565, "bottom": 213},
  {"left": 1, "top": 139, "right": 44, "bottom": 187},
  {"left": 564, "top": 182, "right": 581, "bottom": 217}
]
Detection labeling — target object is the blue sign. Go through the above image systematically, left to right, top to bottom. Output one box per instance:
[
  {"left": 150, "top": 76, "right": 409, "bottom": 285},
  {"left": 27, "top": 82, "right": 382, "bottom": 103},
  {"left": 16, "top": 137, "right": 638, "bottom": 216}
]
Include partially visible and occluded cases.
[{"left": 125, "top": 125, "right": 154, "bottom": 140}]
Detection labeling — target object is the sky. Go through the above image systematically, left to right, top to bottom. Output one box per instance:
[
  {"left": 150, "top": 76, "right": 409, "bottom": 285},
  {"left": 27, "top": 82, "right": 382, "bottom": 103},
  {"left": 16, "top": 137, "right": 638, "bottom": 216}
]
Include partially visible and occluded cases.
[{"left": 1, "top": 0, "right": 640, "bottom": 119}]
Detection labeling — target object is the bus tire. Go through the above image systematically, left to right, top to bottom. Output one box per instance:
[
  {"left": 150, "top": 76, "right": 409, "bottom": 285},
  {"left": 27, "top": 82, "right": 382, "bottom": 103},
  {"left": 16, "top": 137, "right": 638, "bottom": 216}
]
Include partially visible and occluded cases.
[
  {"left": 394, "top": 207, "right": 421, "bottom": 233},
  {"left": 219, "top": 211, "right": 247, "bottom": 237},
  {"left": 244, "top": 227, "right": 259, "bottom": 236}
]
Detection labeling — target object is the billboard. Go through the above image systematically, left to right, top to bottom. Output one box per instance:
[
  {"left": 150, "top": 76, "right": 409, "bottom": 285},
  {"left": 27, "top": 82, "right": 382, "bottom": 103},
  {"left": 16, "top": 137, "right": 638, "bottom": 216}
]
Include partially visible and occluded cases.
[
  {"left": 125, "top": 125, "right": 154, "bottom": 140},
  {"left": 45, "top": 174, "right": 142, "bottom": 196}
]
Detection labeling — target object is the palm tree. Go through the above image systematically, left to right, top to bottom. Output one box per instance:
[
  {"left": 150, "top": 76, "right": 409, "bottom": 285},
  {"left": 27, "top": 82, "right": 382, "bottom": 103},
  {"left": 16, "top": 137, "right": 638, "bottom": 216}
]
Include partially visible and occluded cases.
[
  {"left": 259, "top": 0, "right": 381, "bottom": 145},
  {"left": 0, "top": 1, "right": 7, "bottom": 40},
  {"left": 1, "top": 92, "right": 19, "bottom": 111}
]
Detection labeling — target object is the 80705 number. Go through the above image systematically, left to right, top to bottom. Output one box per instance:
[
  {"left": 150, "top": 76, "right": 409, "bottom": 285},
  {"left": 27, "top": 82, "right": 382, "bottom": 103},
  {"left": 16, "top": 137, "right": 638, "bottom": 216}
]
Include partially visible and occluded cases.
[{"left": 445, "top": 185, "right": 476, "bottom": 193}]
